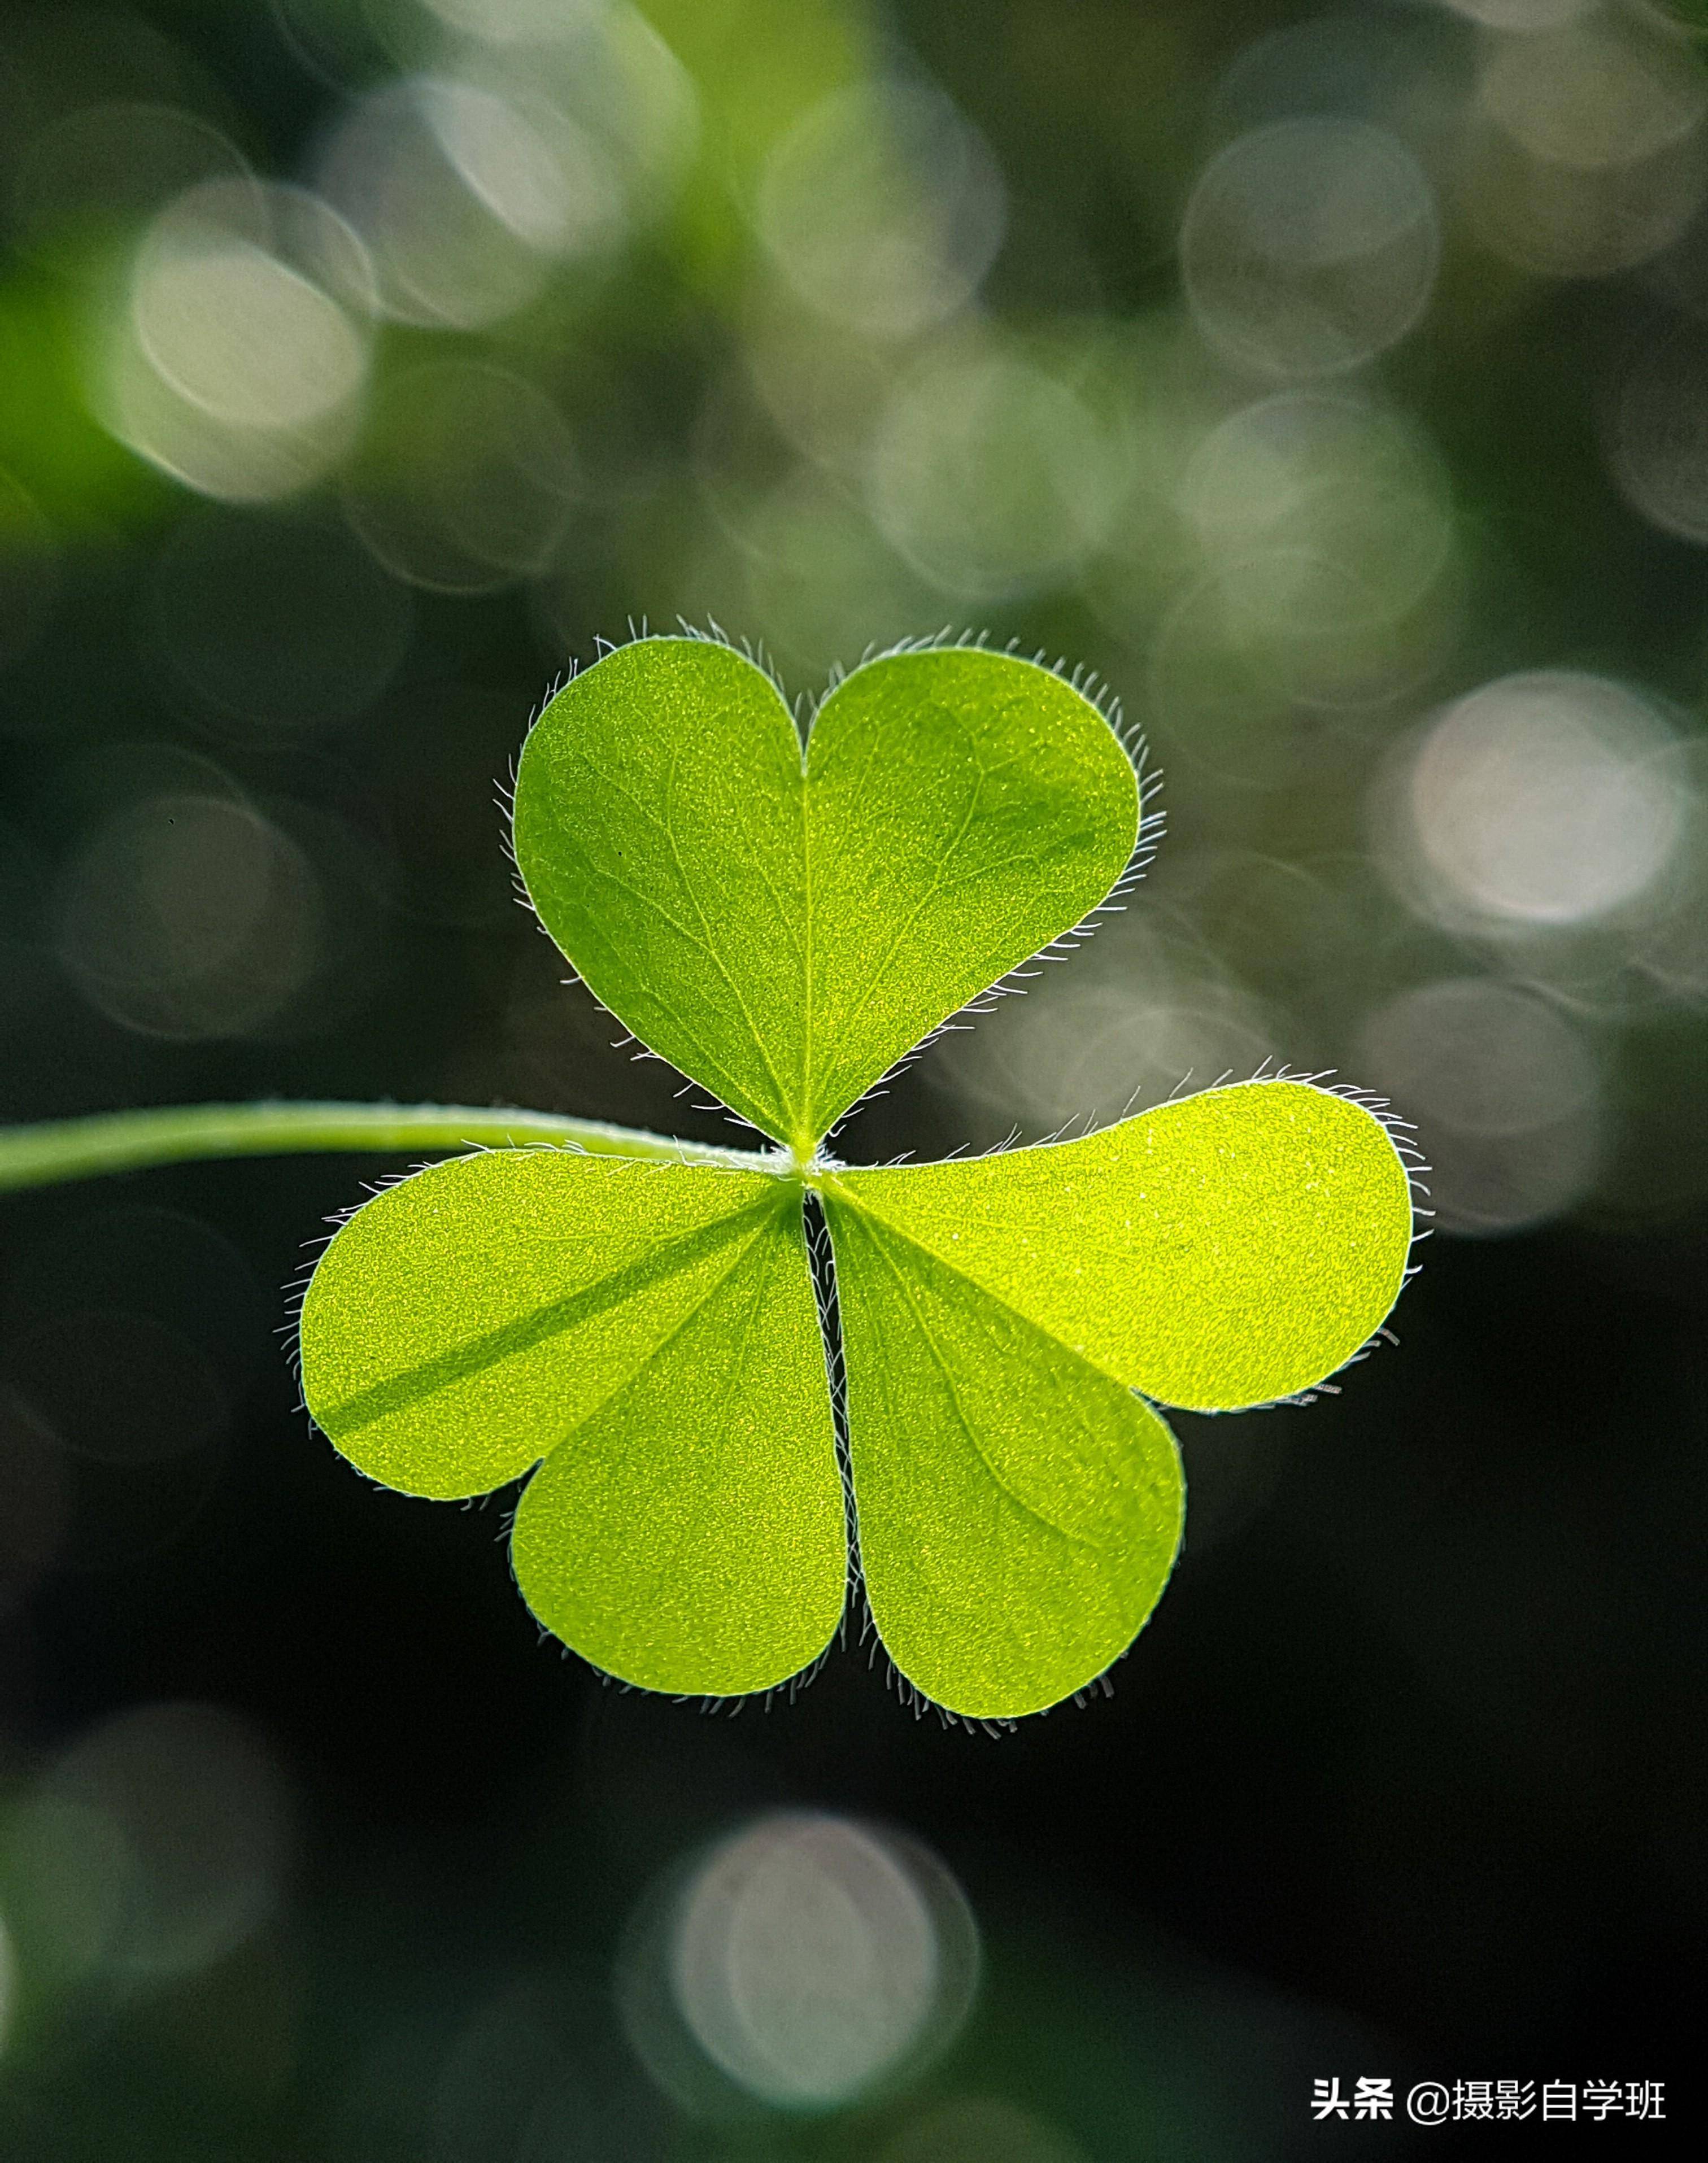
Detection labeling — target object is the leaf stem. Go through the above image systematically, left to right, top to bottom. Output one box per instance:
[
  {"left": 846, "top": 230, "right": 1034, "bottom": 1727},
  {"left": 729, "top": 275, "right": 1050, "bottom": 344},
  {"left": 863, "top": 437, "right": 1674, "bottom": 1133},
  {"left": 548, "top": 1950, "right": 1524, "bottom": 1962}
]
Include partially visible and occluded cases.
[{"left": 0, "top": 1101, "right": 772, "bottom": 1194}]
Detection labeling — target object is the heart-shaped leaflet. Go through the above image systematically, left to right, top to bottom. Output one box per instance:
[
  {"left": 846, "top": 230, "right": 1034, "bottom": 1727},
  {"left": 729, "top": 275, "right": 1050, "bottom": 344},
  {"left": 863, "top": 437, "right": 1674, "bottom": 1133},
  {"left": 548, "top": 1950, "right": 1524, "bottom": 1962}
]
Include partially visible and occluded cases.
[{"left": 512, "top": 639, "right": 1140, "bottom": 1153}]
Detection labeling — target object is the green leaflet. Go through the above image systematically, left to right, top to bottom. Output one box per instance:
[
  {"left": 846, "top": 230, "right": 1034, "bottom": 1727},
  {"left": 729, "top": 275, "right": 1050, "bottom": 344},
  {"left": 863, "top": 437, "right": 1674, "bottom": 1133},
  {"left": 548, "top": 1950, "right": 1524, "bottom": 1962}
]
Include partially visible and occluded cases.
[
  {"left": 512, "top": 638, "right": 1139, "bottom": 1154},
  {"left": 814, "top": 1078, "right": 1409, "bottom": 1717},
  {"left": 827, "top": 1080, "right": 1414, "bottom": 1414},
  {"left": 298, "top": 1150, "right": 846, "bottom": 1696},
  {"left": 821, "top": 1197, "right": 1183, "bottom": 1721}
]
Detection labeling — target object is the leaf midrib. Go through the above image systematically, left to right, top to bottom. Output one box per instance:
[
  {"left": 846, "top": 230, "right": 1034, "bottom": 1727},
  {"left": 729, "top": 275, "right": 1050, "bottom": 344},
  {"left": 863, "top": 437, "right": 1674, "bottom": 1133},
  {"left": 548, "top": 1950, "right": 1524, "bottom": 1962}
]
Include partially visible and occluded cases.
[
  {"left": 663, "top": 733, "right": 797, "bottom": 1138},
  {"left": 822, "top": 1172, "right": 1147, "bottom": 1405},
  {"left": 315, "top": 1193, "right": 786, "bottom": 1436},
  {"left": 851, "top": 1210, "right": 1106, "bottom": 1560}
]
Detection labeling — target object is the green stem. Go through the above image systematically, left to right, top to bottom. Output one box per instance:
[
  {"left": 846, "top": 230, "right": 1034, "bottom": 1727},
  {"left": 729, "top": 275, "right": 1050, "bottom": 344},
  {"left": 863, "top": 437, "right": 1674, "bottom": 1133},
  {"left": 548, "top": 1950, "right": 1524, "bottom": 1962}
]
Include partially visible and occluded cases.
[{"left": 0, "top": 1101, "right": 771, "bottom": 1194}]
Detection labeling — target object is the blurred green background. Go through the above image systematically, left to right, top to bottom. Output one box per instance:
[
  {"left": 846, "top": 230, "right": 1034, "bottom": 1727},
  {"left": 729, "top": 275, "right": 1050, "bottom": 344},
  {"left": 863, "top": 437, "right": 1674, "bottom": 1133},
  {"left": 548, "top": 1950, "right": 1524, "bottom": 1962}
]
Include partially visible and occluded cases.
[{"left": 2, "top": 0, "right": 1704, "bottom": 2154}]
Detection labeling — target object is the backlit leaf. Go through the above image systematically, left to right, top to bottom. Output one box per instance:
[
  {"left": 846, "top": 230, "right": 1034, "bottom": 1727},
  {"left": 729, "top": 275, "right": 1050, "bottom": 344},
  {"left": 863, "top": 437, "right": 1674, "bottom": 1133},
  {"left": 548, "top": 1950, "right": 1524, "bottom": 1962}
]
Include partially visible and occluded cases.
[
  {"left": 512, "top": 637, "right": 1139, "bottom": 1152},
  {"left": 293, "top": 641, "right": 1415, "bottom": 1719},
  {"left": 828, "top": 1080, "right": 1413, "bottom": 1415},
  {"left": 299, "top": 1150, "right": 846, "bottom": 1694},
  {"left": 821, "top": 1196, "right": 1183, "bottom": 1720}
]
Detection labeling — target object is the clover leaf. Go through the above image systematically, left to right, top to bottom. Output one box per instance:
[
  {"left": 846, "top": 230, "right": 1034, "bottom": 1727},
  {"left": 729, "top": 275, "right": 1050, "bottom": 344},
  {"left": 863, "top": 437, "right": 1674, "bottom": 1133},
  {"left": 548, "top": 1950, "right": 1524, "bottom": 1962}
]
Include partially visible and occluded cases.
[{"left": 298, "top": 636, "right": 1414, "bottom": 1721}]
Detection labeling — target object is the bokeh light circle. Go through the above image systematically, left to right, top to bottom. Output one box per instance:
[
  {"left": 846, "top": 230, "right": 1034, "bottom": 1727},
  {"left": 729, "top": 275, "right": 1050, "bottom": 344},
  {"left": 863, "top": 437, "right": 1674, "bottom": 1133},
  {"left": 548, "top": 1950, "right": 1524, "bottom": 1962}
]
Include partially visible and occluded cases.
[
  {"left": 266, "top": 0, "right": 401, "bottom": 90},
  {"left": 1209, "top": 6, "right": 1461, "bottom": 142},
  {"left": 1467, "top": 18, "right": 1708, "bottom": 277},
  {"left": 1479, "top": 21, "right": 1705, "bottom": 172},
  {"left": 316, "top": 72, "right": 624, "bottom": 330},
  {"left": 757, "top": 81, "right": 1005, "bottom": 340},
  {"left": 8, "top": 101, "right": 249, "bottom": 263},
  {"left": 1180, "top": 117, "right": 1440, "bottom": 377},
  {"left": 98, "top": 179, "right": 373, "bottom": 503},
  {"left": 136, "top": 248, "right": 361, "bottom": 432},
  {"left": 868, "top": 342, "right": 1118, "bottom": 600},
  {"left": 342, "top": 360, "right": 578, "bottom": 592},
  {"left": 1179, "top": 393, "right": 1455, "bottom": 632},
  {"left": 1145, "top": 546, "right": 1451, "bottom": 789},
  {"left": 1398, "top": 671, "right": 1684, "bottom": 931},
  {"left": 1628, "top": 742, "right": 1708, "bottom": 1004},
  {"left": 56, "top": 792, "right": 325, "bottom": 1039},
  {"left": 929, "top": 940, "right": 1276, "bottom": 1141},
  {"left": 1357, "top": 978, "right": 1603, "bottom": 1233},
  {"left": 1363, "top": 978, "right": 1600, "bottom": 1137},
  {"left": 44, "top": 1702, "right": 293, "bottom": 1983},
  {"left": 0, "top": 1793, "right": 133, "bottom": 2001},
  {"left": 621, "top": 1810, "right": 978, "bottom": 2117},
  {"left": 673, "top": 1813, "right": 940, "bottom": 2109},
  {"left": 429, "top": 1968, "right": 669, "bottom": 2163}
]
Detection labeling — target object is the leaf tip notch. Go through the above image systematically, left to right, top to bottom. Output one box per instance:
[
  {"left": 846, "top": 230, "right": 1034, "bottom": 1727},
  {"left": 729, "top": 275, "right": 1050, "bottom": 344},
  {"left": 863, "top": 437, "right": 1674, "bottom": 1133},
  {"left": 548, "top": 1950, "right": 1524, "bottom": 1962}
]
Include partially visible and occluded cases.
[{"left": 507, "top": 631, "right": 1151, "bottom": 1157}]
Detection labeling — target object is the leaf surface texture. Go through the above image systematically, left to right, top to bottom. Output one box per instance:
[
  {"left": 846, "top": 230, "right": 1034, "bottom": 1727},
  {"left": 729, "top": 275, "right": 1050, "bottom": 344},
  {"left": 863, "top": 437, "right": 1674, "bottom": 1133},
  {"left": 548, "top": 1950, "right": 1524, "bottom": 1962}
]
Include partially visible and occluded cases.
[
  {"left": 512, "top": 639, "right": 1139, "bottom": 1150},
  {"left": 830, "top": 1080, "right": 1413, "bottom": 1413},
  {"left": 299, "top": 1151, "right": 846, "bottom": 1695},
  {"left": 823, "top": 1194, "right": 1183, "bottom": 1719}
]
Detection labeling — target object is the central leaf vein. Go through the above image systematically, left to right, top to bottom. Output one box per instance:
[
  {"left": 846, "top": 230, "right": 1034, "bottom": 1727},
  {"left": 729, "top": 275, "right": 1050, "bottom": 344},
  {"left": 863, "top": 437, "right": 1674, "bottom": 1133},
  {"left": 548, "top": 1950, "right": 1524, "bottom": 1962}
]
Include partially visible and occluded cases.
[
  {"left": 664, "top": 737, "right": 795, "bottom": 1132},
  {"left": 320, "top": 1197, "right": 777, "bottom": 1434},
  {"left": 856, "top": 1211, "right": 1104, "bottom": 1556}
]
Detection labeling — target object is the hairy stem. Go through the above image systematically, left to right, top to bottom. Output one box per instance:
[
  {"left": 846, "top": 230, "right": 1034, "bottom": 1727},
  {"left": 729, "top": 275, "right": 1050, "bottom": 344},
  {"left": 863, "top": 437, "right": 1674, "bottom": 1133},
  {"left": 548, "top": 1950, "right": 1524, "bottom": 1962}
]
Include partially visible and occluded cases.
[{"left": 0, "top": 1101, "right": 770, "bottom": 1194}]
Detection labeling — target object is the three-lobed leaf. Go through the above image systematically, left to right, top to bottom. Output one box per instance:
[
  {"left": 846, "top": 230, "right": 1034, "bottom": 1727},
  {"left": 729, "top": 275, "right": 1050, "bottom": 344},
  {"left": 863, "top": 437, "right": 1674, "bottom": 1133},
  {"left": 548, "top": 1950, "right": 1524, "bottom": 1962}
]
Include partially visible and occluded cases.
[{"left": 298, "top": 636, "right": 1415, "bottom": 1720}]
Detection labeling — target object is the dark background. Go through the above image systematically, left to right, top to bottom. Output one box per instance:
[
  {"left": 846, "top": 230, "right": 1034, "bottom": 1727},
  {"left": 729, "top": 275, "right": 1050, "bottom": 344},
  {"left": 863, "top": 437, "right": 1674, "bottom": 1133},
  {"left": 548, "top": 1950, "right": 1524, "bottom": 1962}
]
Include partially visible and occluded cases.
[{"left": 1, "top": 1, "right": 1703, "bottom": 2155}]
